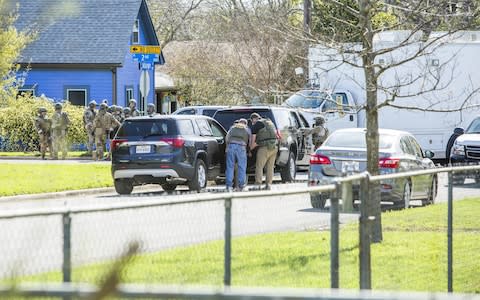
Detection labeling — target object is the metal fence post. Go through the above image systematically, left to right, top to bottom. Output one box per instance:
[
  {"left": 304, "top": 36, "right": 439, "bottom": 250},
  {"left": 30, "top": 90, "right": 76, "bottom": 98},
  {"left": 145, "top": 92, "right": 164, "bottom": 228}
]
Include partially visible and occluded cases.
[
  {"left": 448, "top": 171, "right": 453, "bottom": 292},
  {"left": 359, "top": 173, "right": 371, "bottom": 290},
  {"left": 330, "top": 181, "right": 341, "bottom": 289},
  {"left": 224, "top": 197, "right": 232, "bottom": 287},
  {"left": 62, "top": 213, "right": 72, "bottom": 284}
]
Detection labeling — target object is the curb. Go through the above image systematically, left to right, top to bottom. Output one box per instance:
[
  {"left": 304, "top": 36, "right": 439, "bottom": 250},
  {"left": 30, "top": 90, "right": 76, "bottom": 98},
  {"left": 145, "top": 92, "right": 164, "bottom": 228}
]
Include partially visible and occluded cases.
[{"left": 0, "top": 187, "right": 115, "bottom": 203}]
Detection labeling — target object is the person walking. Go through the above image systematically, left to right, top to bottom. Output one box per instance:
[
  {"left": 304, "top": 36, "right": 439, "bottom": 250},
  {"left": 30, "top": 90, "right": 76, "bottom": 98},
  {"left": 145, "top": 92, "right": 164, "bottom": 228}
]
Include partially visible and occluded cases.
[
  {"left": 129, "top": 99, "right": 140, "bottom": 117},
  {"left": 83, "top": 100, "right": 97, "bottom": 155},
  {"left": 92, "top": 102, "right": 121, "bottom": 160},
  {"left": 51, "top": 103, "right": 70, "bottom": 160},
  {"left": 35, "top": 107, "right": 52, "bottom": 160},
  {"left": 249, "top": 113, "right": 279, "bottom": 190},
  {"left": 310, "top": 115, "right": 329, "bottom": 149},
  {"left": 225, "top": 118, "right": 250, "bottom": 192}
]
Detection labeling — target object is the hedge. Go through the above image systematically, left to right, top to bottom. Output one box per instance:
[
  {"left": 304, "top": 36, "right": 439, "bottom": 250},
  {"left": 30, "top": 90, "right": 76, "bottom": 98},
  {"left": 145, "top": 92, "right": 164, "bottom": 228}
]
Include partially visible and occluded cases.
[{"left": 0, "top": 95, "right": 87, "bottom": 151}]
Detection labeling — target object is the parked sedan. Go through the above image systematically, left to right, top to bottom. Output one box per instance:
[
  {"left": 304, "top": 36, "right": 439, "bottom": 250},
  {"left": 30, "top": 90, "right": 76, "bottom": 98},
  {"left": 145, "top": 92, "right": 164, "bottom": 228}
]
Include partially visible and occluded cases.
[{"left": 308, "top": 128, "right": 437, "bottom": 209}]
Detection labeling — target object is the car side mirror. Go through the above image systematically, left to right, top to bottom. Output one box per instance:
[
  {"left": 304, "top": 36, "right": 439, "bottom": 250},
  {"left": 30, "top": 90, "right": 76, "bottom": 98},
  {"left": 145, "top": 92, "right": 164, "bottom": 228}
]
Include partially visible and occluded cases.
[
  {"left": 453, "top": 127, "right": 464, "bottom": 135},
  {"left": 424, "top": 150, "right": 434, "bottom": 159}
]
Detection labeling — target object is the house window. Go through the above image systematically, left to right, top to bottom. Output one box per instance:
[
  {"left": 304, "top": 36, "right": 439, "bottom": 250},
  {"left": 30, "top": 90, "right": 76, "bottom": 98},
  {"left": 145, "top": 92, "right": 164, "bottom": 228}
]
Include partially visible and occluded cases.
[
  {"left": 132, "top": 19, "right": 139, "bottom": 44},
  {"left": 17, "top": 84, "right": 36, "bottom": 98},
  {"left": 125, "top": 86, "right": 134, "bottom": 104},
  {"left": 67, "top": 89, "right": 87, "bottom": 106}
]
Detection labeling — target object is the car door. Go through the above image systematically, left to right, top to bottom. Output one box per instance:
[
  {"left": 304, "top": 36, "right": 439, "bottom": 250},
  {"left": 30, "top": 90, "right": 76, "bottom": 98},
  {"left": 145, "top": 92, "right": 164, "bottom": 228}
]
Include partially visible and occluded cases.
[
  {"left": 320, "top": 93, "right": 356, "bottom": 132},
  {"left": 195, "top": 118, "right": 220, "bottom": 178},
  {"left": 176, "top": 119, "right": 197, "bottom": 166},
  {"left": 208, "top": 119, "right": 227, "bottom": 173},
  {"left": 407, "top": 136, "right": 432, "bottom": 199}
]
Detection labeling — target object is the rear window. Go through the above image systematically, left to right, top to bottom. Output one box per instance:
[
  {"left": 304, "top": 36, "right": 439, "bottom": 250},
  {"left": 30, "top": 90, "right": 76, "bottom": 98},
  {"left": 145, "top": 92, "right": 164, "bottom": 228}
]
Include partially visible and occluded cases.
[
  {"left": 202, "top": 109, "right": 218, "bottom": 117},
  {"left": 214, "top": 110, "right": 274, "bottom": 130},
  {"left": 116, "top": 119, "right": 176, "bottom": 137},
  {"left": 324, "top": 131, "right": 395, "bottom": 149}
]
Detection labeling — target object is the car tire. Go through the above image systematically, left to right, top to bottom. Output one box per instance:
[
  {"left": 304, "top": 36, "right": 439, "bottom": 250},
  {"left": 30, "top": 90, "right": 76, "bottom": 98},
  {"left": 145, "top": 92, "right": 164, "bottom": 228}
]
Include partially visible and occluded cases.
[
  {"left": 280, "top": 152, "right": 296, "bottom": 183},
  {"left": 188, "top": 159, "right": 207, "bottom": 192},
  {"left": 422, "top": 177, "right": 437, "bottom": 206},
  {"left": 114, "top": 179, "right": 133, "bottom": 195},
  {"left": 401, "top": 180, "right": 411, "bottom": 209},
  {"left": 161, "top": 183, "right": 177, "bottom": 192},
  {"left": 311, "top": 193, "right": 328, "bottom": 209}
]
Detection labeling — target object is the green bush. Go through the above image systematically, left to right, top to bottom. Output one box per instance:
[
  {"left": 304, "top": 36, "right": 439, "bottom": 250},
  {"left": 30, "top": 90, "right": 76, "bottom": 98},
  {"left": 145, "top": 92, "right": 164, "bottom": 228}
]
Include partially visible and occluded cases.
[{"left": 0, "top": 95, "right": 87, "bottom": 151}]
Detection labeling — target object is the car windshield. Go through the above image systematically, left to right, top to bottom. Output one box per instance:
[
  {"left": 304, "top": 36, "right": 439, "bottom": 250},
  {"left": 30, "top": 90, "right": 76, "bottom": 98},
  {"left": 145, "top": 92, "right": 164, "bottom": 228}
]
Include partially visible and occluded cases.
[
  {"left": 284, "top": 91, "right": 330, "bottom": 109},
  {"left": 214, "top": 110, "right": 274, "bottom": 130},
  {"left": 466, "top": 117, "right": 480, "bottom": 133},
  {"left": 116, "top": 119, "right": 176, "bottom": 137},
  {"left": 324, "top": 131, "right": 395, "bottom": 149}
]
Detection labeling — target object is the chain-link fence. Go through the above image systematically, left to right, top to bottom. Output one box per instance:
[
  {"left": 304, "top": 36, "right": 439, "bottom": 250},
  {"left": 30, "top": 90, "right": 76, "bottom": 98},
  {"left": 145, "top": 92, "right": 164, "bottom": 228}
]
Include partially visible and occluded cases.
[{"left": 0, "top": 165, "right": 479, "bottom": 297}]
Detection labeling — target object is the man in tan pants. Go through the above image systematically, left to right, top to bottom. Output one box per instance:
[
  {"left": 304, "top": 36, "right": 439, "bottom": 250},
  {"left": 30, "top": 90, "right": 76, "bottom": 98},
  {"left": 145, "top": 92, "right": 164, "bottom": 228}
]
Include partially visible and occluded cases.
[{"left": 249, "top": 113, "right": 278, "bottom": 190}]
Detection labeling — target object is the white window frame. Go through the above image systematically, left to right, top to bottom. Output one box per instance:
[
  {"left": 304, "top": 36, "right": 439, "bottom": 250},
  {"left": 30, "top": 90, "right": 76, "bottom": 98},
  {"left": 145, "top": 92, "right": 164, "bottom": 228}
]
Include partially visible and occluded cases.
[
  {"left": 132, "top": 19, "right": 140, "bottom": 44},
  {"left": 126, "top": 87, "right": 134, "bottom": 103},
  {"left": 18, "top": 88, "right": 35, "bottom": 96}
]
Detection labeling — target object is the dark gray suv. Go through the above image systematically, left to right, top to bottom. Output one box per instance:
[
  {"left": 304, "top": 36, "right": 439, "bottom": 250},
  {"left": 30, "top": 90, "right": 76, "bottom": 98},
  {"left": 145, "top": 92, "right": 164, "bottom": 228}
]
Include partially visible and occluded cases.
[
  {"left": 213, "top": 106, "right": 313, "bottom": 182},
  {"left": 111, "top": 115, "right": 227, "bottom": 194}
]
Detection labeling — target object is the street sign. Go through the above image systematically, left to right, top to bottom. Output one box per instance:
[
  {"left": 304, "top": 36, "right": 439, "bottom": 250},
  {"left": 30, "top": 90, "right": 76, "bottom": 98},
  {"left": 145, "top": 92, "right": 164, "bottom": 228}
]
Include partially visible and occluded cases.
[
  {"left": 130, "top": 45, "right": 161, "bottom": 54},
  {"left": 132, "top": 53, "right": 159, "bottom": 63},
  {"left": 140, "top": 62, "right": 154, "bottom": 70},
  {"left": 139, "top": 70, "right": 150, "bottom": 99}
]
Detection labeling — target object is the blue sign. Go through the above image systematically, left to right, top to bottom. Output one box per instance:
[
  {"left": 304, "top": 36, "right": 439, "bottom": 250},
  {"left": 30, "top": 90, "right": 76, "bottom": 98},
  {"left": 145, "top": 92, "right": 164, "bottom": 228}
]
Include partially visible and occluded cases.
[
  {"left": 132, "top": 53, "right": 160, "bottom": 63},
  {"left": 140, "top": 62, "right": 154, "bottom": 70}
]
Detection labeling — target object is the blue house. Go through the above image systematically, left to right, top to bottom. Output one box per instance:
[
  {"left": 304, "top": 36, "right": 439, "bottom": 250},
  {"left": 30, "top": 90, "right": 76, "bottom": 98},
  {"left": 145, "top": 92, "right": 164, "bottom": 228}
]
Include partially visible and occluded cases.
[{"left": 14, "top": 0, "right": 164, "bottom": 112}]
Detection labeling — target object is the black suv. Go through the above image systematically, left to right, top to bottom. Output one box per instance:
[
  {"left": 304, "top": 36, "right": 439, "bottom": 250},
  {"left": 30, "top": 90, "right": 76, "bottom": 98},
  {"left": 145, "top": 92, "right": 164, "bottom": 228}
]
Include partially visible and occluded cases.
[
  {"left": 213, "top": 106, "right": 313, "bottom": 182},
  {"left": 111, "top": 115, "right": 227, "bottom": 194}
]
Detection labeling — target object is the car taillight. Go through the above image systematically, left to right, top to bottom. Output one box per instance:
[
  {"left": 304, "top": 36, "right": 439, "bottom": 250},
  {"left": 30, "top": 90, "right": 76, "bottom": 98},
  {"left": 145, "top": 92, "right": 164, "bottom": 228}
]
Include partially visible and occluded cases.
[
  {"left": 161, "top": 137, "right": 185, "bottom": 148},
  {"left": 111, "top": 139, "right": 127, "bottom": 151},
  {"left": 310, "top": 153, "right": 332, "bottom": 165},
  {"left": 379, "top": 157, "right": 400, "bottom": 169}
]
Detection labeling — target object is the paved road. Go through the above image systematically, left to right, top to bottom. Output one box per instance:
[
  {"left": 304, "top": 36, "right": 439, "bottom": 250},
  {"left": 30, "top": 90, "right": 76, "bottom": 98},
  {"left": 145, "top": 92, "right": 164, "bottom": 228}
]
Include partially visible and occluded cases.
[{"left": 0, "top": 170, "right": 478, "bottom": 278}]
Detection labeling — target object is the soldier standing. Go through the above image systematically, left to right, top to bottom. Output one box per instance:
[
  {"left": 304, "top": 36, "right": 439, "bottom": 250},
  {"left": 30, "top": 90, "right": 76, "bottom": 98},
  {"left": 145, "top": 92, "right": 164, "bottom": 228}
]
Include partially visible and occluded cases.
[
  {"left": 129, "top": 99, "right": 140, "bottom": 117},
  {"left": 83, "top": 100, "right": 97, "bottom": 155},
  {"left": 92, "top": 102, "right": 121, "bottom": 160},
  {"left": 51, "top": 103, "right": 70, "bottom": 160},
  {"left": 146, "top": 103, "right": 156, "bottom": 117},
  {"left": 35, "top": 107, "right": 52, "bottom": 160},
  {"left": 123, "top": 107, "right": 131, "bottom": 120},
  {"left": 249, "top": 113, "right": 279, "bottom": 189},
  {"left": 311, "top": 116, "right": 328, "bottom": 149}
]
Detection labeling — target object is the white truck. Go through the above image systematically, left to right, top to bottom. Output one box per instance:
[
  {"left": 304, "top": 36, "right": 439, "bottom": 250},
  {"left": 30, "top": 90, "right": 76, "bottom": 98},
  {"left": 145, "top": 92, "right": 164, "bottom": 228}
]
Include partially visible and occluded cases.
[{"left": 289, "top": 31, "right": 480, "bottom": 161}]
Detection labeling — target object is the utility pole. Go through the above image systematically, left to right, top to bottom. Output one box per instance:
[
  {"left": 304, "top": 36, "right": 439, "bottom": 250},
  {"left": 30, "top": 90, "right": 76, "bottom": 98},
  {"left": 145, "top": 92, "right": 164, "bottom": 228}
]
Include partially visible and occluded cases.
[{"left": 304, "top": 0, "right": 311, "bottom": 34}]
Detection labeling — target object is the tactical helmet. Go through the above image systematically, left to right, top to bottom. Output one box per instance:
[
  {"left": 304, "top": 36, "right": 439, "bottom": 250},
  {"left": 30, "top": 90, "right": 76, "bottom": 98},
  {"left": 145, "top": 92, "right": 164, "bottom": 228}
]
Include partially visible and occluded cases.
[
  {"left": 129, "top": 98, "right": 137, "bottom": 105},
  {"left": 102, "top": 99, "right": 108, "bottom": 104},
  {"left": 88, "top": 100, "right": 97, "bottom": 107},
  {"left": 99, "top": 102, "right": 108, "bottom": 110},
  {"left": 54, "top": 103, "right": 62, "bottom": 110},
  {"left": 147, "top": 103, "right": 155, "bottom": 108},
  {"left": 115, "top": 105, "right": 123, "bottom": 112},
  {"left": 38, "top": 107, "right": 47, "bottom": 113},
  {"left": 123, "top": 107, "right": 131, "bottom": 113},
  {"left": 314, "top": 115, "right": 325, "bottom": 125}
]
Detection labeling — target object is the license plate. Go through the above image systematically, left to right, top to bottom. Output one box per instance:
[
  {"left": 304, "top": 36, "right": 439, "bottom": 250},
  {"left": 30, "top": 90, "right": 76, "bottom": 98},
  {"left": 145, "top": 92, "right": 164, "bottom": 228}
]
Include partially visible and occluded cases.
[
  {"left": 136, "top": 145, "right": 151, "bottom": 154},
  {"left": 341, "top": 161, "right": 360, "bottom": 173}
]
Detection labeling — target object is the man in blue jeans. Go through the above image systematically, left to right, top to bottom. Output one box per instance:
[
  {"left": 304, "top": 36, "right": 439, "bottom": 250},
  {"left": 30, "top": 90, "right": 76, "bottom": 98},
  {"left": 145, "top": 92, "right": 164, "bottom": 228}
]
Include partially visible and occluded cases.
[{"left": 225, "top": 118, "right": 250, "bottom": 192}]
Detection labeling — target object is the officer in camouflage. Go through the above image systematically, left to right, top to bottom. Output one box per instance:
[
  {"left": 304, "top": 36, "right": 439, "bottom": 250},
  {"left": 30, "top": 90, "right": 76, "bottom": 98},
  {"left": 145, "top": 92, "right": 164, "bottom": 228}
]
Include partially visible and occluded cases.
[
  {"left": 128, "top": 99, "right": 140, "bottom": 117},
  {"left": 83, "top": 100, "right": 97, "bottom": 155},
  {"left": 92, "top": 102, "right": 121, "bottom": 160},
  {"left": 51, "top": 103, "right": 70, "bottom": 160},
  {"left": 146, "top": 103, "right": 157, "bottom": 117},
  {"left": 35, "top": 107, "right": 52, "bottom": 160},
  {"left": 123, "top": 107, "right": 131, "bottom": 120},
  {"left": 249, "top": 113, "right": 279, "bottom": 189},
  {"left": 310, "top": 115, "right": 328, "bottom": 149}
]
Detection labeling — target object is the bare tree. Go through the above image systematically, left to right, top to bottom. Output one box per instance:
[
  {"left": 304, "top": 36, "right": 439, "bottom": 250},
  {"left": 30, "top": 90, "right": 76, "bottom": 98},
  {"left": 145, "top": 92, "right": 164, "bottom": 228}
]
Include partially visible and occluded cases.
[{"left": 298, "top": 0, "right": 480, "bottom": 242}]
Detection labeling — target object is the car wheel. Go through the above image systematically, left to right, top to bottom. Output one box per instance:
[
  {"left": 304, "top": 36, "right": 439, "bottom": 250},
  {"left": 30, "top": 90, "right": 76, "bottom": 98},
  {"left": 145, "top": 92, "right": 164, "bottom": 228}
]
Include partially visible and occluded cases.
[
  {"left": 280, "top": 152, "right": 296, "bottom": 183},
  {"left": 188, "top": 159, "right": 207, "bottom": 192},
  {"left": 422, "top": 177, "right": 437, "bottom": 206},
  {"left": 114, "top": 179, "right": 133, "bottom": 195},
  {"left": 401, "top": 180, "right": 411, "bottom": 209},
  {"left": 161, "top": 183, "right": 177, "bottom": 192},
  {"left": 311, "top": 193, "right": 328, "bottom": 209}
]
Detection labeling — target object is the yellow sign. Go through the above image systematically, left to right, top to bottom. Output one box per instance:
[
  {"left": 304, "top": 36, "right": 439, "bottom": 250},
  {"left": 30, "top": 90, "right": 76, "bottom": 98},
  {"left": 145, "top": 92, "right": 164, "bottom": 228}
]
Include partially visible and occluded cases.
[{"left": 130, "top": 45, "right": 161, "bottom": 54}]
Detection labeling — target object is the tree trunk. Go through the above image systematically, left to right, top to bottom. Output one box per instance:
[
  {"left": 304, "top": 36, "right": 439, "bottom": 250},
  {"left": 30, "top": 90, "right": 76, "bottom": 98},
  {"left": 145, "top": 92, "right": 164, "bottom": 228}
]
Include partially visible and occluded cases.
[{"left": 359, "top": 0, "right": 382, "bottom": 243}]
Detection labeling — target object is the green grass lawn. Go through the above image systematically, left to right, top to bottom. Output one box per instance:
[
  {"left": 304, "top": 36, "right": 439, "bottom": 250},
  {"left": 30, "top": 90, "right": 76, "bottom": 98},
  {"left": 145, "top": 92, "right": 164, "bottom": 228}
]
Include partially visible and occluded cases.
[
  {"left": 0, "top": 151, "right": 90, "bottom": 158},
  {"left": 0, "top": 163, "right": 112, "bottom": 196},
  {"left": 19, "top": 198, "right": 480, "bottom": 293}
]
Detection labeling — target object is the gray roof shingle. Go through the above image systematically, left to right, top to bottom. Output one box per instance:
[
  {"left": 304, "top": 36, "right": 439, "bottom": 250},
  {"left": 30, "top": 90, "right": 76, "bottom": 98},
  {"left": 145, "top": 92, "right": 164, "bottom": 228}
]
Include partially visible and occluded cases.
[{"left": 14, "top": 0, "right": 157, "bottom": 65}]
